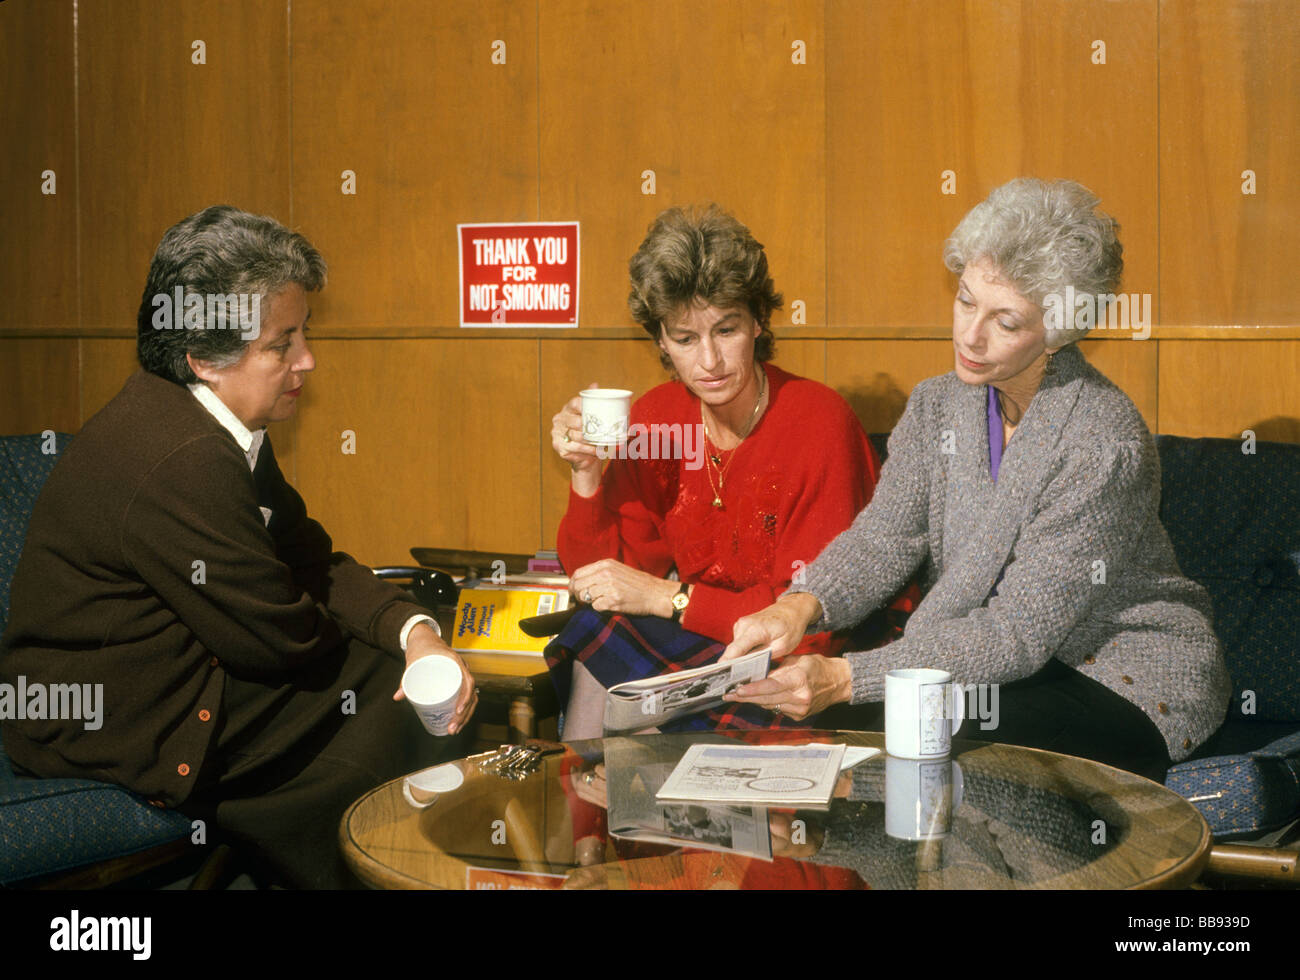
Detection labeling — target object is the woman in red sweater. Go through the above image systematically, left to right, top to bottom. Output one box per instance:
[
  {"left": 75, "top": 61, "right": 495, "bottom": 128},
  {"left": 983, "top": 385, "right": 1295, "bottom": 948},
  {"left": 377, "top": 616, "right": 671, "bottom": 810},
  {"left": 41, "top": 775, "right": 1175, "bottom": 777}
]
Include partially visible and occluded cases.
[{"left": 547, "top": 205, "right": 902, "bottom": 738}]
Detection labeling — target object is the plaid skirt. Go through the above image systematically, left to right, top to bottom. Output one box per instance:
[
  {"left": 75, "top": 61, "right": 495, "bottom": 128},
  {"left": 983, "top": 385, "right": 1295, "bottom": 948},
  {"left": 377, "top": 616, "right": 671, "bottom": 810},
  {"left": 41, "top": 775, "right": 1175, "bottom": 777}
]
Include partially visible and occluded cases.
[{"left": 542, "top": 608, "right": 820, "bottom": 733}]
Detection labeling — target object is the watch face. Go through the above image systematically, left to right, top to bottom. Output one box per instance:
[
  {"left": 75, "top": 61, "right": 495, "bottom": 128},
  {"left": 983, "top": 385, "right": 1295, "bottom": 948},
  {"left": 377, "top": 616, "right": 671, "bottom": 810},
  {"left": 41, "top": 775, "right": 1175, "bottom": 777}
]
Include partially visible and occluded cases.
[{"left": 672, "top": 591, "right": 689, "bottom": 610}]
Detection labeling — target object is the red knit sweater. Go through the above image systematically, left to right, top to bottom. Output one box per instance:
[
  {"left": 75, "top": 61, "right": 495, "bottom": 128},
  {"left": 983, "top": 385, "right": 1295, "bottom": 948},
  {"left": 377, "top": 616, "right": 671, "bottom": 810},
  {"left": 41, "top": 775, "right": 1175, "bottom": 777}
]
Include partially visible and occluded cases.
[{"left": 557, "top": 363, "right": 880, "bottom": 654}]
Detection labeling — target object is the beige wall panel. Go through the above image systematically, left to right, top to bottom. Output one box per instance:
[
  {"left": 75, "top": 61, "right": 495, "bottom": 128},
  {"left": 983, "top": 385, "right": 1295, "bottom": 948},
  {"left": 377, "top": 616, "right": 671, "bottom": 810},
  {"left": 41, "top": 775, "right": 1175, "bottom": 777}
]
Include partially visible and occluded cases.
[
  {"left": 78, "top": 0, "right": 291, "bottom": 327},
  {"left": 292, "top": 0, "right": 538, "bottom": 330},
  {"left": 540, "top": 0, "right": 825, "bottom": 328},
  {"left": 827, "top": 0, "right": 1157, "bottom": 328},
  {"left": 1159, "top": 0, "right": 1300, "bottom": 327},
  {"left": 0, "top": 1, "right": 77, "bottom": 329},
  {"left": 1075, "top": 337, "right": 1158, "bottom": 431},
  {"left": 293, "top": 338, "right": 539, "bottom": 565},
  {"left": 0, "top": 339, "right": 79, "bottom": 435},
  {"left": 825, "top": 340, "right": 954, "bottom": 434},
  {"left": 1159, "top": 340, "right": 1300, "bottom": 442}
]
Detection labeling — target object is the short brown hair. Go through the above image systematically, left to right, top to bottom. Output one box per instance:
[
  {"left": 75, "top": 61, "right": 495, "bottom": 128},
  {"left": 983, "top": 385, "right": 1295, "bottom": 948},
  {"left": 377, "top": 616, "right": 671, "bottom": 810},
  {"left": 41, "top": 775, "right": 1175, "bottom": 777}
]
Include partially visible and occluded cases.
[{"left": 628, "top": 205, "right": 782, "bottom": 369}]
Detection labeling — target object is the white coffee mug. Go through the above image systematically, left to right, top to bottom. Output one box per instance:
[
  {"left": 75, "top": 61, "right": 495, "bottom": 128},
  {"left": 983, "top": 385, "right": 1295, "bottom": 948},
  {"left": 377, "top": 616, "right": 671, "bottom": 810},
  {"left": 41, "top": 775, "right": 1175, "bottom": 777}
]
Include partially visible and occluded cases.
[
  {"left": 580, "top": 388, "right": 632, "bottom": 446},
  {"left": 400, "top": 654, "right": 463, "bottom": 736},
  {"left": 885, "top": 668, "right": 964, "bottom": 759},
  {"left": 884, "top": 756, "right": 964, "bottom": 841}
]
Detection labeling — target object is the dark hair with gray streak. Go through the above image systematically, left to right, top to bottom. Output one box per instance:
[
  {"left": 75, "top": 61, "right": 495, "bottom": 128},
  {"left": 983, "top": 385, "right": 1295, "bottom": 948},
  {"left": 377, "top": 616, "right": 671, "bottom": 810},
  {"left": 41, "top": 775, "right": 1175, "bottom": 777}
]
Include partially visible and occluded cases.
[
  {"left": 136, "top": 205, "right": 326, "bottom": 384},
  {"left": 628, "top": 205, "right": 782, "bottom": 371}
]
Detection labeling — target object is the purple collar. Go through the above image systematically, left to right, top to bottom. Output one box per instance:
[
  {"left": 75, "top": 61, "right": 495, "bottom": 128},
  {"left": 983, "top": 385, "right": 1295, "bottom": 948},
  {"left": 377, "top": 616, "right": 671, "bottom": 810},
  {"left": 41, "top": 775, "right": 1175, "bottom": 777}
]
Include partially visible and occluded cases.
[{"left": 987, "top": 386, "right": 1004, "bottom": 483}]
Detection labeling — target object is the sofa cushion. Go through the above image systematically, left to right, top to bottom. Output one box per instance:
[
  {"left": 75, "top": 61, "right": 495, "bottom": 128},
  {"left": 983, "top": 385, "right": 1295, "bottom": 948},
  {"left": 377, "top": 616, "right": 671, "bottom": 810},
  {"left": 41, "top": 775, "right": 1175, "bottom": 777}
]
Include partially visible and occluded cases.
[
  {"left": 2, "top": 431, "right": 194, "bottom": 885},
  {"left": 0, "top": 432, "right": 69, "bottom": 636},
  {"left": 1156, "top": 435, "right": 1300, "bottom": 723},
  {"left": 0, "top": 729, "right": 193, "bottom": 885},
  {"left": 1165, "top": 731, "right": 1300, "bottom": 839}
]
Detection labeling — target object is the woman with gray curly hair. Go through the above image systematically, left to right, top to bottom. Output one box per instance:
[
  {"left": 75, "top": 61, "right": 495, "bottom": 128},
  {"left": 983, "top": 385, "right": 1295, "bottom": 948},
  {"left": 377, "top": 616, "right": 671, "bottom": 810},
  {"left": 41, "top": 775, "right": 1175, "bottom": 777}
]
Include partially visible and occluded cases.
[
  {"left": 722, "top": 179, "right": 1230, "bottom": 780},
  {"left": 545, "top": 205, "right": 911, "bottom": 739}
]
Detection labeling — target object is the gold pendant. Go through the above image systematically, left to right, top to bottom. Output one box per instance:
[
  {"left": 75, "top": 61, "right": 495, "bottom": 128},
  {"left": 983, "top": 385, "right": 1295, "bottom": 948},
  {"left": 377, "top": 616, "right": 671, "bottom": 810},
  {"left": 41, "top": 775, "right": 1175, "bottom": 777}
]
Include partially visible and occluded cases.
[{"left": 712, "top": 497, "right": 723, "bottom": 508}]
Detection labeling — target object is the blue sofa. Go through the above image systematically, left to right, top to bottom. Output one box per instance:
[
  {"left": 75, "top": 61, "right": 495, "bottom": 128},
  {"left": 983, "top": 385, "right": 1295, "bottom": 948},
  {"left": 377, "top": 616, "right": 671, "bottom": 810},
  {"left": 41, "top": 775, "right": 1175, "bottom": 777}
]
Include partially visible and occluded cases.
[
  {"left": 3, "top": 430, "right": 1297, "bottom": 885},
  {"left": 0, "top": 433, "right": 193, "bottom": 887},
  {"left": 1155, "top": 436, "right": 1300, "bottom": 847}
]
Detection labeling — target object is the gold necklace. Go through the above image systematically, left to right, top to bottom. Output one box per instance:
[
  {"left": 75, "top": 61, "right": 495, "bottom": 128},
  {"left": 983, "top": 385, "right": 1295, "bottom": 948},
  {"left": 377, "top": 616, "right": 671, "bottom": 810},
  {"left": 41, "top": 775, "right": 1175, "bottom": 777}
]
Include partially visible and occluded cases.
[{"left": 701, "top": 369, "right": 767, "bottom": 509}]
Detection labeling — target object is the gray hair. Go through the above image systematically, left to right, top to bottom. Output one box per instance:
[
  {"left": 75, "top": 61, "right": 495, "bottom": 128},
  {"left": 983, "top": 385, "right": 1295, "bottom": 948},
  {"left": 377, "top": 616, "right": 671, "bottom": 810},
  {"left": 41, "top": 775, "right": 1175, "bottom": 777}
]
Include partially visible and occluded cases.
[
  {"left": 943, "top": 178, "right": 1123, "bottom": 348},
  {"left": 136, "top": 205, "right": 326, "bottom": 384}
]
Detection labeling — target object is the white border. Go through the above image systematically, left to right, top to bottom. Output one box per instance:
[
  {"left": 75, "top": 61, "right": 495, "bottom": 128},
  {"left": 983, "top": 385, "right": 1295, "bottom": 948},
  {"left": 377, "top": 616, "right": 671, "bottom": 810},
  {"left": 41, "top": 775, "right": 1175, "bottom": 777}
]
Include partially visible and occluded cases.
[{"left": 457, "top": 220, "right": 580, "bottom": 328}]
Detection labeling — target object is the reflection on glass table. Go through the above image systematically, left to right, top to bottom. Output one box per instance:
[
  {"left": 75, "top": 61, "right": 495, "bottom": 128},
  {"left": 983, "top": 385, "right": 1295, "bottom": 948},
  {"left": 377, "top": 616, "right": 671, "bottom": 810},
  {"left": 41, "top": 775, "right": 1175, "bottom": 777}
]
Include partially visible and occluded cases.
[{"left": 340, "top": 730, "right": 1210, "bottom": 890}]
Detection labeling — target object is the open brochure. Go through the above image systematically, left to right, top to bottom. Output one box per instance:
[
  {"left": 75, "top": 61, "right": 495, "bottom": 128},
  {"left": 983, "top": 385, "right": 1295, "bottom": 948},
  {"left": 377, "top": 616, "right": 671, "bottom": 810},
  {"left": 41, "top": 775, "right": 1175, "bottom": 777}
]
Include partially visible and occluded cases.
[
  {"left": 603, "top": 648, "right": 771, "bottom": 733},
  {"left": 604, "top": 738, "right": 773, "bottom": 860},
  {"left": 656, "top": 742, "right": 848, "bottom": 807}
]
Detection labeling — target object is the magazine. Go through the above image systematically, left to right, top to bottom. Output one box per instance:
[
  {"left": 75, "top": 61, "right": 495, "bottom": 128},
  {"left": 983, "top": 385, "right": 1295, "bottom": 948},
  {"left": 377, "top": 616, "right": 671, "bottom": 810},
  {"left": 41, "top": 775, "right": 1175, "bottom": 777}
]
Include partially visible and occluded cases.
[
  {"left": 450, "top": 582, "right": 570, "bottom": 656},
  {"left": 602, "top": 648, "right": 771, "bottom": 733},
  {"left": 604, "top": 738, "right": 773, "bottom": 860},
  {"left": 655, "top": 742, "right": 849, "bottom": 807}
]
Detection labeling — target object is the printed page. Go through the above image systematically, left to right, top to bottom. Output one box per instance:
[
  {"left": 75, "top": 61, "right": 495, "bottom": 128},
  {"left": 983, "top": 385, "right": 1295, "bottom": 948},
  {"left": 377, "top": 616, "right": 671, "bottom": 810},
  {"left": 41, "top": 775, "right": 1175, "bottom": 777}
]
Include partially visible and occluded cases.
[
  {"left": 603, "top": 648, "right": 771, "bottom": 732},
  {"left": 656, "top": 742, "right": 847, "bottom": 807}
]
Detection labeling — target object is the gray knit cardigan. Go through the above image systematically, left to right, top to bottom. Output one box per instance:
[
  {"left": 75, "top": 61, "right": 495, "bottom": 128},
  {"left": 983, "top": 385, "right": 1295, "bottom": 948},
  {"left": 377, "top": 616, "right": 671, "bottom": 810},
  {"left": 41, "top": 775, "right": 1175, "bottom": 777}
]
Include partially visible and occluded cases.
[{"left": 791, "top": 344, "right": 1230, "bottom": 762}]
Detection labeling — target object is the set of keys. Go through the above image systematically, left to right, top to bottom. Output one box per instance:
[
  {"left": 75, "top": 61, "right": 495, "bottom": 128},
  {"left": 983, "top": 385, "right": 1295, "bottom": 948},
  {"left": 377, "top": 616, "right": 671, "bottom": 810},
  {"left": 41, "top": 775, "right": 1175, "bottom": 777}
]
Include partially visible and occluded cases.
[{"left": 472, "top": 743, "right": 560, "bottom": 781}]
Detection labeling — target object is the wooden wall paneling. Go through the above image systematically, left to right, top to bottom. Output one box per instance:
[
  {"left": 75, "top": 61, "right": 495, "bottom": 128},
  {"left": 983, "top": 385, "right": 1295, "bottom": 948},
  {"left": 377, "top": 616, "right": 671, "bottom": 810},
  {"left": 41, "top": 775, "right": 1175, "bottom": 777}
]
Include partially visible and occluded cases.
[
  {"left": 0, "top": 0, "right": 78, "bottom": 330},
  {"left": 77, "top": 0, "right": 292, "bottom": 329},
  {"left": 291, "top": 0, "right": 539, "bottom": 331},
  {"left": 539, "top": 0, "right": 826, "bottom": 329},
  {"left": 827, "top": 0, "right": 1158, "bottom": 328},
  {"left": 1159, "top": 0, "right": 1300, "bottom": 327},
  {"left": 1075, "top": 336, "right": 1159, "bottom": 431},
  {"left": 78, "top": 338, "right": 138, "bottom": 424},
  {"left": 293, "top": 338, "right": 540, "bottom": 565},
  {"left": 538, "top": 338, "right": 672, "bottom": 548},
  {"left": 770, "top": 338, "right": 825, "bottom": 385},
  {"left": 0, "top": 339, "right": 79, "bottom": 435},
  {"left": 824, "top": 339, "right": 954, "bottom": 434},
  {"left": 1158, "top": 340, "right": 1300, "bottom": 442}
]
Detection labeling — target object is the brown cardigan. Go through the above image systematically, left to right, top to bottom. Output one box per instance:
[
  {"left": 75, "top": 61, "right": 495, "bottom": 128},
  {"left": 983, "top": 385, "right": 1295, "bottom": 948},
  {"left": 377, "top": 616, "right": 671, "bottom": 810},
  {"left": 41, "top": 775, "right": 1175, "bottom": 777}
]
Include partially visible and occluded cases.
[{"left": 0, "top": 371, "right": 427, "bottom": 806}]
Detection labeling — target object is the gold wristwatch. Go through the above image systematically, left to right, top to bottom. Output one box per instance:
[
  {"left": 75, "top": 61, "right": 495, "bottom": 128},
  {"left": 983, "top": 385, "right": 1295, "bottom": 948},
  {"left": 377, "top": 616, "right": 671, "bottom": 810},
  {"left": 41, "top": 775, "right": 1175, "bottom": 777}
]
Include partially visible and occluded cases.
[{"left": 670, "top": 583, "right": 690, "bottom": 622}]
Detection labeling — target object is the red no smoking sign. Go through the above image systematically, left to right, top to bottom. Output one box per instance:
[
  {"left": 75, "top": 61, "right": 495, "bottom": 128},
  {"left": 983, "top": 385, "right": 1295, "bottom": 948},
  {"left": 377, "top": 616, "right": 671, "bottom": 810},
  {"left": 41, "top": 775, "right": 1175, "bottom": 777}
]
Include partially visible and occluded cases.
[{"left": 458, "top": 221, "right": 580, "bottom": 327}]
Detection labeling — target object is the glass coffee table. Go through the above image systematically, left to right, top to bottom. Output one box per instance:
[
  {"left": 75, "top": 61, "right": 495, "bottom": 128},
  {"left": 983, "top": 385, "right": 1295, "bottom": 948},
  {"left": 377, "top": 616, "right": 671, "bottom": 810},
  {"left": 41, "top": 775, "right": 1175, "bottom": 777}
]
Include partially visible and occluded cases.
[{"left": 339, "top": 730, "right": 1211, "bottom": 889}]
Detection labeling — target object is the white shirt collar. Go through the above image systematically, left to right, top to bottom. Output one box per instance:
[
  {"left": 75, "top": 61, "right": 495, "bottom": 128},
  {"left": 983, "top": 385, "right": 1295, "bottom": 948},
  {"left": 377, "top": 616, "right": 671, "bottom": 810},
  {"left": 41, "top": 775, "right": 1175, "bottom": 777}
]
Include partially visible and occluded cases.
[{"left": 188, "top": 382, "right": 265, "bottom": 471}]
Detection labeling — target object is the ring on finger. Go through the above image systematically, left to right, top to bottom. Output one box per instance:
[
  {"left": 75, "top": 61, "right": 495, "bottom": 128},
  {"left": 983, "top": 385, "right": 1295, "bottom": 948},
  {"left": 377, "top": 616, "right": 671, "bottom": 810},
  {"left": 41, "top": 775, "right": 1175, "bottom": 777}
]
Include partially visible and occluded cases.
[{"left": 582, "top": 589, "right": 593, "bottom": 603}]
